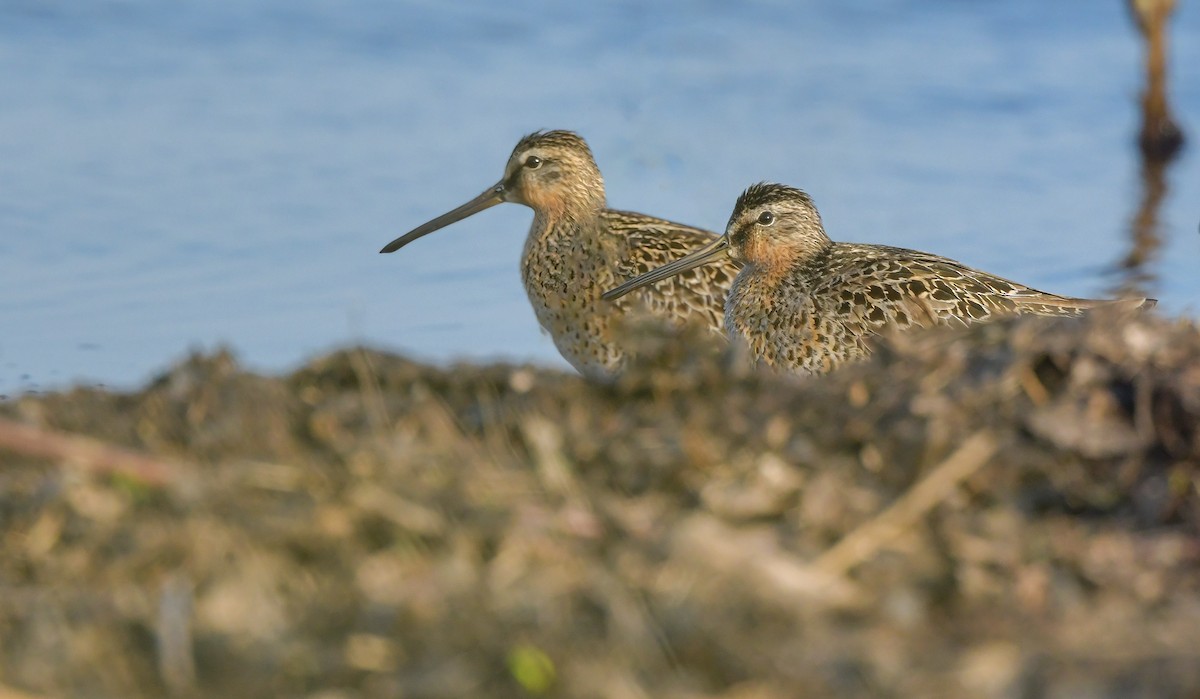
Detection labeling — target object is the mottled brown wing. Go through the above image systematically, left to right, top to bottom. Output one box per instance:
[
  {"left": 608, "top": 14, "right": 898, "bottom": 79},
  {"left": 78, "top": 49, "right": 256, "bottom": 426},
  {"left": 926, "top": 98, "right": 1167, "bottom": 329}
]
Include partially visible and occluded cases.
[
  {"left": 603, "top": 209, "right": 740, "bottom": 333},
  {"left": 813, "top": 244, "right": 1095, "bottom": 338}
]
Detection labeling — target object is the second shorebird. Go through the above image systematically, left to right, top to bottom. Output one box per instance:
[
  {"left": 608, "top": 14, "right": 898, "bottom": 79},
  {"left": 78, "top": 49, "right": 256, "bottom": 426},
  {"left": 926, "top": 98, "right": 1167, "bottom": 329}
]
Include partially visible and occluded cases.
[
  {"left": 381, "top": 130, "right": 736, "bottom": 379},
  {"left": 604, "top": 182, "right": 1154, "bottom": 375}
]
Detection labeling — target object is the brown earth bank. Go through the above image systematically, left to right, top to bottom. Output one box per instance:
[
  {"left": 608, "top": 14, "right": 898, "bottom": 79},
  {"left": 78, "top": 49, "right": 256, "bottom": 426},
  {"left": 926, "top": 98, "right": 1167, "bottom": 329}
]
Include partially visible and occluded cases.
[{"left": 1, "top": 311, "right": 1198, "bottom": 699}]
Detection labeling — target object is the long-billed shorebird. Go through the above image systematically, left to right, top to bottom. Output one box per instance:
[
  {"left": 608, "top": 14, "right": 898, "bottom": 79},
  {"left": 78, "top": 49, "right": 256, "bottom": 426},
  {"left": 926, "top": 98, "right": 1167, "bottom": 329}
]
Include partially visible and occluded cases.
[
  {"left": 380, "top": 130, "right": 736, "bottom": 379},
  {"left": 604, "top": 182, "right": 1155, "bottom": 375}
]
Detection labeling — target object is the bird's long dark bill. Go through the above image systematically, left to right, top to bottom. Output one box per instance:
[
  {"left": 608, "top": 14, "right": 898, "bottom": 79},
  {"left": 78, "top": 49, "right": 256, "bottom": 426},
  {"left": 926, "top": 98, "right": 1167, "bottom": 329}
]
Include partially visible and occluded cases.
[
  {"left": 379, "top": 184, "right": 504, "bottom": 253},
  {"left": 601, "top": 236, "right": 729, "bottom": 301}
]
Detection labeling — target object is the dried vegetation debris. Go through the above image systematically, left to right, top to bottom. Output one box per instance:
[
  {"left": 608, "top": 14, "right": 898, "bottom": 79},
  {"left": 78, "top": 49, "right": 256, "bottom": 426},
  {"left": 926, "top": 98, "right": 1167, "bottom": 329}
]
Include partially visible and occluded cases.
[{"left": 1, "top": 312, "right": 1199, "bottom": 698}]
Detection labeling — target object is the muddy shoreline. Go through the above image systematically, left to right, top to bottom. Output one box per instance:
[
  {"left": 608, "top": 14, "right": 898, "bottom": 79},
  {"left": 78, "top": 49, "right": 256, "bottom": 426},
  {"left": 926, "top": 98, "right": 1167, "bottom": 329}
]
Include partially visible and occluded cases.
[{"left": 2, "top": 312, "right": 1198, "bottom": 698}]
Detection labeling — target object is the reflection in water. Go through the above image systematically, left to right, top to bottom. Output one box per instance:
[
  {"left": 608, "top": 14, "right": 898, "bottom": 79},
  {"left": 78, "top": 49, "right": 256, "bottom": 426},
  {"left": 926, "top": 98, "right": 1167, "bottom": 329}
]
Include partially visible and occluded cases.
[
  {"left": 1118, "top": 0, "right": 1187, "bottom": 297},
  {"left": 1127, "top": 0, "right": 1185, "bottom": 160},
  {"left": 1120, "top": 158, "right": 1171, "bottom": 295}
]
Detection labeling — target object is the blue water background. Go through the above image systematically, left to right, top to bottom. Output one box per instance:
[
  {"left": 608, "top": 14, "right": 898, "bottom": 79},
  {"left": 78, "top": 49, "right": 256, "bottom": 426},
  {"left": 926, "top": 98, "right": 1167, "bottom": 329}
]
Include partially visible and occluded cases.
[{"left": 1, "top": 0, "right": 1198, "bottom": 394}]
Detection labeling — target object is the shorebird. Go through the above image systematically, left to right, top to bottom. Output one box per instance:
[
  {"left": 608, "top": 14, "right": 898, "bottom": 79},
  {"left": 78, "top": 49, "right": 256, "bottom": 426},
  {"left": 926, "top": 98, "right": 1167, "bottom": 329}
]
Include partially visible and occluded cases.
[
  {"left": 380, "top": 130, "right": 736, "bottom": 379},
  {"left": 604, "top": 182, "right": 1155, "bottom": 375}
]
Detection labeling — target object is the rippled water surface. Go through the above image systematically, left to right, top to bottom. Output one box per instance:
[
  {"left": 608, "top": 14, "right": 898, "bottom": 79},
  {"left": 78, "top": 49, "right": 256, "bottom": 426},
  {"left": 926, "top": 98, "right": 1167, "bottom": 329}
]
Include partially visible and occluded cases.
[{"left": 2, "top": 0, "right": 1198, "bottom": 394}]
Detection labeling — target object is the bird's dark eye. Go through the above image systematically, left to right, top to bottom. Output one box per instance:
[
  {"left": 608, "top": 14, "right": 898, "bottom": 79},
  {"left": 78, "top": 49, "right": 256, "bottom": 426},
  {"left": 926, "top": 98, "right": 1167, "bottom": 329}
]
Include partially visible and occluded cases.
[
  {"left": 524, "top": 155, "right": 542, "bottom": 169},
  {"left": 757, "top": 211, "right": 775, "bottom": 225}
]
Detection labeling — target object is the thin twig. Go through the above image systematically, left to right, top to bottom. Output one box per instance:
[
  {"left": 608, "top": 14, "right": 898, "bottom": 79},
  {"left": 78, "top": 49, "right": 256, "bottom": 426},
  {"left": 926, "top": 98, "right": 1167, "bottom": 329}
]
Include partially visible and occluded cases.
[
  {"left": 350, "top": 347, "right": 390, "bottom": 436},
  {"left": 0, "top": 416, "right": 184, "bottom": 488},
  {"left": 520, "top": 416, "right": 583, "bottom": 500},
  {"left": 813, "top": 430, "right": 998, "bottom": 577},
  {"left": 156, "top": 572, "right": 197, "bottom": 697}
]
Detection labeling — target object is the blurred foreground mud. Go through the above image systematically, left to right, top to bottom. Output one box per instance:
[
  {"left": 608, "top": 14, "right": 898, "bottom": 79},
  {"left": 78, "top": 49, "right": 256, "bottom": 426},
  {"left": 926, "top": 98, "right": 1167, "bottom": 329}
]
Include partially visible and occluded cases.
[{"left": 2, "top": 311, "right": 1199, "bottom": 698}]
